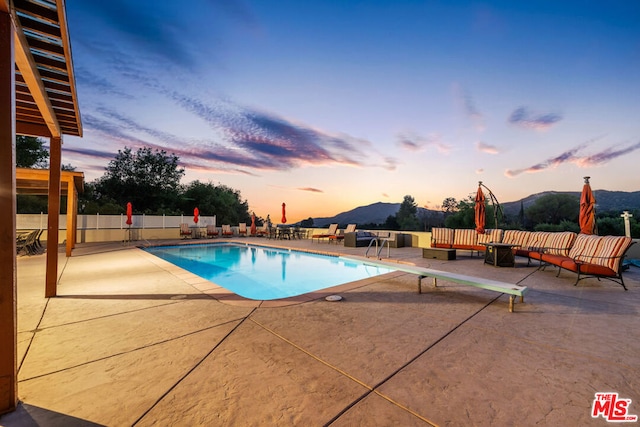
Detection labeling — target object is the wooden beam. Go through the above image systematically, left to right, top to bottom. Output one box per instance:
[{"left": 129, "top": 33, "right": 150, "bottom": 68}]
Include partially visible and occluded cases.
[
  {"left": 55, "top": 0, "right": 82, "bottom": 137},
  {"left": 0, "top": 7, "right": 18, "bottom": 414},
  {"left": 12, "top": 10, "right": 61, "bottom": 138},
  {"left": 45, "top": 136, "right": 62, "bottom": 297}
]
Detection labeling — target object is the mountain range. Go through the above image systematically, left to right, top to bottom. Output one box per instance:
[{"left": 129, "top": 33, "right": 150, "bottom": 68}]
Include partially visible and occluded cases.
[{"left": 310, "top": 190, "right": 640, "bottom": 227}]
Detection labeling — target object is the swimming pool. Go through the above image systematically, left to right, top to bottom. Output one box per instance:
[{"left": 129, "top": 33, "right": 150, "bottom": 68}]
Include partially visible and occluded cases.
[{"left": 143, "top": 243, "right": 396, "bottom": 300}]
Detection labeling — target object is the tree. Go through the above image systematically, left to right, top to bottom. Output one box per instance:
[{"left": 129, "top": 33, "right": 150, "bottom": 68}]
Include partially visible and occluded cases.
[
  {"left": 16, "top": 135, "right": 49, "bottom": 168},
  {"left": 94, "top": 147, "right": 185, "bottom": 214},
  {"left": 179, "top": 180, "right": 250, "bottom": 225},
  {"left": 79, "top": 182, "right": 123, "bottom": 214},
  {"left": 525, "top": 193, "right": 579, "bottom": 226},
  {"left": 396, "top": 195, "right": 420, "bottom": 230},
  {"left": 441, "top": 197, "right": 458, "bottom": 214},
  {"left": 444, "top": 198, "right": 474, "bottom": 229},
  {"left": 383, "top": 214, "right": 399, "bottom": 230},
  {"left": 300, "top": 217, "right": 314, "bottom": 227}
]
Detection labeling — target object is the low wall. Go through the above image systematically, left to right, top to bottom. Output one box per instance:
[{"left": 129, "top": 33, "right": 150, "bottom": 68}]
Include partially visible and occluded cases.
[{"left": 21, "top": 223, "right": 640, "bottom": 260}]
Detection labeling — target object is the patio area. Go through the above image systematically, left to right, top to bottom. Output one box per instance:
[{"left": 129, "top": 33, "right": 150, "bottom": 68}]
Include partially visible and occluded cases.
[{"left": 2, "top": 237, "right": 640, "bottom": 426}]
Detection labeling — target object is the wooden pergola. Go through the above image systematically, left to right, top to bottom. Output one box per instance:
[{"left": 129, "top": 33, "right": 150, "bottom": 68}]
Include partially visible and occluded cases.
[
  {"left": 1, "top": 0, "right": 82, "bottom": 414},
  {"left": 17, "top": 167, "right": 84, "bottom": 256}
]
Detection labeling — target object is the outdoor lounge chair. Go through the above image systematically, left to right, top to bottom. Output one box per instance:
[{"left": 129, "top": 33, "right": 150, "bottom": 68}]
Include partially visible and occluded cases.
[
  {"left": 179, "top": 223, "right": 192, "bottom": 239},
  {"left": 238, "top": 223, "right": 247, "bottom": 237},
  {"left": 256, "top": 223, "right": 268, "bottom": 237},
  {"left": 312, "top": 223, "right": 338, "bottom": 243},
  {"left": 206, "top": 224, "right": 219, "bottom": 238},
  {"left": 222, "top": 224, "right": 233, "bottom": 237},
  {"left": 329, "top": 224, "right": 357, "bottom": 243},
  {"left": 16, "top": 230, "right": 42, "bottom": 256}
]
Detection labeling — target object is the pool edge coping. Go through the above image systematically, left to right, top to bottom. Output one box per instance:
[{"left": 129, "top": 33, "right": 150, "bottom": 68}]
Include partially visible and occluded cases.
[{"left": 135, "top": 239, "right": 407, "bottom": 307}]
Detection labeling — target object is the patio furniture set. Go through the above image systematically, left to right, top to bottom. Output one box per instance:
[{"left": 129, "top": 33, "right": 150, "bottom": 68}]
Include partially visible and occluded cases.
[{"left": 430, "top": 228, "right": 635, "bottom": 289}]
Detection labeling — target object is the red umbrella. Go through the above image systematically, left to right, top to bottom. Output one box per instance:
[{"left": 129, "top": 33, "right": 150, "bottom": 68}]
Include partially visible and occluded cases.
[
  {"left": 579, "top": 177, "right": 597, "bottom": 235},
  {"left": 474, "top": 185, "right": 486, "bottom": 234},
  {"left": 126, "top": 202, "right": 133, "bottom": 226},
  {"left": 281, "top": 202, "right": 287, "bottom": 224},
  {"left": 194, "top": 207, "right": 199, "bottom": 224},
  {"left": 250, "top": 212, "right": 257, "bottom": 235}
]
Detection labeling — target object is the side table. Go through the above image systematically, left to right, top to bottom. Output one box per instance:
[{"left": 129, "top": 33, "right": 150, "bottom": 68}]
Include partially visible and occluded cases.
[{"left": 481, "top": 243, "right": 518, "bottom": 267}]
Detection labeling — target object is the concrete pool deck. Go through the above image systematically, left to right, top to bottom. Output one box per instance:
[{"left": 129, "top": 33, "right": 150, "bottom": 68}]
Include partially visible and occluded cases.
[{"left": 2, "top": 237, "right": 640, "bottom": 426}]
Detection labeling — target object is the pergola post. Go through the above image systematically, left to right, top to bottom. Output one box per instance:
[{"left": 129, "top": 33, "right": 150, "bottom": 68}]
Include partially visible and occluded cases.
[
  {"left": 0, "top": 7, "right": 18, "bottom": 414},
  {"left": 45, "top": 136, "right": 62, "bottom": 297},
  {"left": 65, "top": 175, "right": 77, "bottom": 257}
]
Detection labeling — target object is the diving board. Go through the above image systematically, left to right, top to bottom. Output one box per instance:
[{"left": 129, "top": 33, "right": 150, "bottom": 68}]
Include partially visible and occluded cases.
[{"left": 348, "top": 257, "right": 528, "bottom": 313}]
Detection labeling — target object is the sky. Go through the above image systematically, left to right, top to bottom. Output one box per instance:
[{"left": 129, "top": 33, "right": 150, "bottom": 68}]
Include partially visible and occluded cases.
[{"left": 61, "top": 0, "right": 640, "bottom": 223}]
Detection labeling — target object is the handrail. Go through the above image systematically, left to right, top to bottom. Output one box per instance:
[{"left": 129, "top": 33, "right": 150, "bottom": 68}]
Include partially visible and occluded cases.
[
  {"left": 365, "top": 237, "right": 391, "bottom": 259},
  {"left": 365, "top": 238, "right": 378, "bottom": 258},
  {"left": 377, "top": 238, "right": 391, "bottom": 259}
]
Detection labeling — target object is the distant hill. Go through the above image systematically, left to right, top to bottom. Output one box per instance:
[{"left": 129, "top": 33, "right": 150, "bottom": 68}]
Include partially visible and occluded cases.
[
  {"left": 309, "top": 190, "right": 640, "bottom": 227},
  {"left": 501, "top": 190, "right": 640, "bottom": 217},
  {"left": 311, "top": 202, "right": 441, "bottom": 227}
]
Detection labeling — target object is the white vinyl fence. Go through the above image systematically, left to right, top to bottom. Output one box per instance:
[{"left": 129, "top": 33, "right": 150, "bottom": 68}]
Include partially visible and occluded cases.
[{"left": 17, "top": 214, "right": 216, "bottom": 230}]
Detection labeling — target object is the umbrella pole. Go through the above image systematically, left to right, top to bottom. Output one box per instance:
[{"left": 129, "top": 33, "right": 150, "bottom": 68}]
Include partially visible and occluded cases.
[{"left": 479, "top": 182, "right": 504, "bottom": 228}]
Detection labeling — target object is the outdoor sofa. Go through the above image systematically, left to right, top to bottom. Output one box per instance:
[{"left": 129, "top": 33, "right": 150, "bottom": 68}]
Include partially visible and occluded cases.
[
  {"left": 430, "top": 227, "right": 635, "bottom": 290},
  {"left": 344, "top": 230, "right": 407, "bottom": 248},
  {"left": 344, "top": 231, "right": 378, "bottom": 247}
]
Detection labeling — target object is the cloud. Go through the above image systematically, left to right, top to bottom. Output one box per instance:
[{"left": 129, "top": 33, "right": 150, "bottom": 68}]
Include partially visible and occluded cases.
[
  {"left": 74, "top": 68, "right": 135, "bottom": 100},
  {"left": 453, "top": 84, "right": 485, "bottom": 131},
  {"left": 164, "top": 91, "right": 383, "bottom": 170},
  {"left": 80, "top": 92, "right": 379, "bottom": 174},
  {"left": 508, "top": 107, "right": 562, "bottom": 130},
  {"left": 397, "top": 133, "right": 452, "bottom": 154},
  {"left": 505, "top": 140, "right": 640, "bottom": 177},
  {"left": 476, "top": 141, "right": 499, "bottom": 154},
  {"left": 576, "top": 141, "right": 640, "bottom": 167},
  {"left": 505, "top": 144, "right": 586, "bottom": 177},
  {"left": 62, "top": 147, "right": 121, "bottom": 161},
  {"left": 380, "top": 157, "right": 399, "bottom": 171},
  {"left": 298, "top": 187, "right": 323, "bottom": 193}
]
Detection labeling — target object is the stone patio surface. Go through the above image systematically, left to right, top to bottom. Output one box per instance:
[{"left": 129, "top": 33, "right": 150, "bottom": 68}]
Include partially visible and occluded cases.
[{"left": 2, "top": 237, "right": 639, "bottom": 426}]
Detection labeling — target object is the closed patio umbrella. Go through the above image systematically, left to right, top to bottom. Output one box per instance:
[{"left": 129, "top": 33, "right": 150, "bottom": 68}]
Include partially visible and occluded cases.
[
  {"left": 579, "top": 177, "right": 597, "bottom": 235},
  {"left": 474, "top": 184, "right": 486, "bottom": 234},
  {"left": 126, "top": 202, "right": 133, "bottom": 226},
  {"left": 281, "top": 202, "right": 287, "bottom": 224},
  {"left": 194, "top": 207, "right": 199, "bottom": 224},
  {"left": 250, "top": 212, "right": 257, "bottom": 235}
]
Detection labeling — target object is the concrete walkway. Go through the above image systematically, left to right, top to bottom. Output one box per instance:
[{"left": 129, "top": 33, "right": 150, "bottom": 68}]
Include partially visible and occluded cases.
[{"left": 2, "top": 238, "right": 639, "bottom": 426}]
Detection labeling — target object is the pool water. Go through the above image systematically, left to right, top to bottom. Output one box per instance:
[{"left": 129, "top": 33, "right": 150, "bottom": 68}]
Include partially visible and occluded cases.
[{"left": 143, "top": 243, "right": 396, "bottom": 300}]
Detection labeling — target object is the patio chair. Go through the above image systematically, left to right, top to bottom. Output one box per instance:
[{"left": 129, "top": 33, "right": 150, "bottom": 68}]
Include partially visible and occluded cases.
[
  {"left": 179, "top": 223, "right": 192, "bottom": 239},
  {"left": 238, "top": 223, "right": 247, "bottom": 237},
  {"left": 256, "top": 223, "right": 268, "bottom": 237},
  {"left": 312, "top": 223, "right": 338, "bottom": 243},
  {"left": 206, "top": 224, "right": 219, "bottom": 238},
  {"left": 222, "top": 224, "right": 234, "bottom": 237},
  {"left": 329, "top": 224, "right": 357, "bottom": 244},
  {"left": 17, "top": 230, "right": 42, "bottom": 255}
]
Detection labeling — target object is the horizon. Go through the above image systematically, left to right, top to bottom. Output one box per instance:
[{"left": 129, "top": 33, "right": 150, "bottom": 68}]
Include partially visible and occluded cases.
[{"left": 58, "top": 1, "right": 639, "bottom": 224}]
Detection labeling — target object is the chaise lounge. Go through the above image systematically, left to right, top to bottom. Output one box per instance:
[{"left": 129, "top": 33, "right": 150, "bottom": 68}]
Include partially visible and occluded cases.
[
  {"left": 312, "top": 223, "right": 338, "bottom": 243},
  {"left": 329, "top": 224, "right": 357, "bottom": 243}
]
